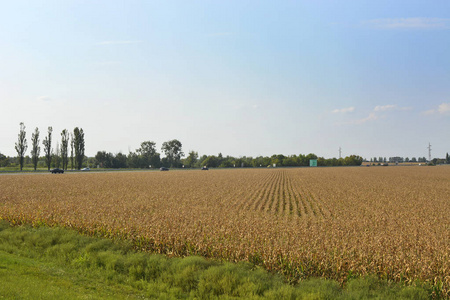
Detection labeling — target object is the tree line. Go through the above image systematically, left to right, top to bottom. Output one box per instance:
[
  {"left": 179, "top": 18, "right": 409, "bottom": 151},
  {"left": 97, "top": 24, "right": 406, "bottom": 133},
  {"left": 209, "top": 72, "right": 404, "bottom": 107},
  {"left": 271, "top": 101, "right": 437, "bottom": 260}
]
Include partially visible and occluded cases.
[
  {"left": 5, "top": 122, "right": 449, "bottom": 171},
  {"left": 9, "top": 122, "right": 85, "bottom": 171},
  {"left": 94, "top": 141, "right": 365, "bottom": 169}
]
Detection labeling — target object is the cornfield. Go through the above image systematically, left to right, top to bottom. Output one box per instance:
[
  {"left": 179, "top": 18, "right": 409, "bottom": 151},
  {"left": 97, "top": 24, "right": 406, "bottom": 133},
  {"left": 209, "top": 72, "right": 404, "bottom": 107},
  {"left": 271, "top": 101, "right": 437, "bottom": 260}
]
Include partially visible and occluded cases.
[{"left": 1, "top": 167, "right": 449, "bottom": 296}]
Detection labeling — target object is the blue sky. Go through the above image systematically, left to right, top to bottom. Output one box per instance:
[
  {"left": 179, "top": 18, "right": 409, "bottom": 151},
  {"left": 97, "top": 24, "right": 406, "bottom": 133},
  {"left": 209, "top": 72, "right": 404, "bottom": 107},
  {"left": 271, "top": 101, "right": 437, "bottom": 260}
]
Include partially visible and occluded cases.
[{"left": 1, "top": 1, "right": 449, "bottom": 159}]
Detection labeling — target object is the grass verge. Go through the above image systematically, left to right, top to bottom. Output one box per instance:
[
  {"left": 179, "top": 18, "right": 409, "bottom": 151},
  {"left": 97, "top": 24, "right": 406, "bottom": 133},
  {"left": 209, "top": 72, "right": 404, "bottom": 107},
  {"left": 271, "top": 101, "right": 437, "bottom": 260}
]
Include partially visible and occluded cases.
[{"left": 0, "top": 221, "right": 433, "bottom": 299}]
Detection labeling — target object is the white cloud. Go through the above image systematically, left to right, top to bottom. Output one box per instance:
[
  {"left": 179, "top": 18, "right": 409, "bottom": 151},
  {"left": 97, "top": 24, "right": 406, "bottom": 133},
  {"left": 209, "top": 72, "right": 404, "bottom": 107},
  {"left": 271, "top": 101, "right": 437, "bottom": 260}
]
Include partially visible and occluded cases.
[
  {"left": 364, "top": 18, "right": 450, "bottom": 30},
  {"left": 96, "top": 40, "right": 142, "bottom": 45},
  {"left": 422, "top": 102, "right": 450, "bottom": 116},
  {"left": 438, "top": 102, "right": 450, "bottom": 115},
  {"left": 338, "top": 103, "right": 413, "bottom": 125},
  {"left": 374, "top": 104, "right": 396, "bottom": 112},
  {"left": 374, "top": 104, "right": 412, "bottom": 112},
  {"left": 332, "top": 107, "right": 355, "bottom": 114},
  {"left": 423, "top": 109, "right": 435, "bottom": 115},
  {"left": 338, "top": 112, "right": 379, "bottom": 125},
  {"left": 354, "top": 112, "right": 378, "bottom": 124}
]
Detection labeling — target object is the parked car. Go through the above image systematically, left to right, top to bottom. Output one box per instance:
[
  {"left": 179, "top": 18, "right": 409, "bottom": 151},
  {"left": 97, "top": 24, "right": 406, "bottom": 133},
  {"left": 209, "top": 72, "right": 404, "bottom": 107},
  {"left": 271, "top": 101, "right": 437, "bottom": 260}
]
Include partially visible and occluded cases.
[
  {"left": 201, "top": 166, "right": 209, "bottom": 170},
  {"left": 81, "top": 167, "right": 90, "bottom": 171},
  {"left": 160, "top": 167, "right": 169, "bottom": 171},
  {"left": 50, "top": 168, "right": 64, "bottom": 174}
]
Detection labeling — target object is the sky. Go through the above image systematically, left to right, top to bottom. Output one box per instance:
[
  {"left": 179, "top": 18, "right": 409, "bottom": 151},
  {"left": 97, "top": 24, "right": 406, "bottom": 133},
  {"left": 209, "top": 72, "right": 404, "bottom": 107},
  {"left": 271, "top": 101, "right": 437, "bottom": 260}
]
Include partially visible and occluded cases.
[{"left": 1, "top": 0, "right": 449, "bottom": 160}]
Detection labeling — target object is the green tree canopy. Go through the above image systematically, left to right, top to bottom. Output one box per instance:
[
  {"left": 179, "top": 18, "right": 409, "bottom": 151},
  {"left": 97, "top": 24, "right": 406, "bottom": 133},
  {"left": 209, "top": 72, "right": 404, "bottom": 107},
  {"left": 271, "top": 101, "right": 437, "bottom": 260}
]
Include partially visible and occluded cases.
[
  {"left": 161, "top": 139, "right": 184, "bottom": 168},
  {"left": 136, "top": 141, "right": 160, "bottom": 168},
  {"left": 96, "top": 151, "right": 128, "bottom": 168},
  {"left": 183, "top": 151, "right": 198, "bottom": 168},
  {"left": 0, "top": 153, "right": 8, "bottom": 167}
]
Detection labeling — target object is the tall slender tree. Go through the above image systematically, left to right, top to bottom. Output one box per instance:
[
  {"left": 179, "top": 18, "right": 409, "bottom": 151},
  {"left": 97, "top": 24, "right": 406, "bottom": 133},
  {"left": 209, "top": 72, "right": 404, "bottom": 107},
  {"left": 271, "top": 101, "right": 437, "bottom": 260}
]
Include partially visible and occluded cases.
[
  {"left": 15, "top": 122, "right": 28, "bottom": 171},
  {"left": 43, "top": 126, "right": 53, "bottom": 171},
  {"left": 31, "top": 127, "right": 40, "bottom": 171},
  {"left": 73, "top": 127, "right": 85, "bottom": 170},
  {"left": 61, "top": 129, "right": 69, "bottom": 170},
  {"left": 70, "top": 132, "right": 74, "bottom": 170},
  {"left": 54, "top": 141, "right": 61, "bottom": 168}
]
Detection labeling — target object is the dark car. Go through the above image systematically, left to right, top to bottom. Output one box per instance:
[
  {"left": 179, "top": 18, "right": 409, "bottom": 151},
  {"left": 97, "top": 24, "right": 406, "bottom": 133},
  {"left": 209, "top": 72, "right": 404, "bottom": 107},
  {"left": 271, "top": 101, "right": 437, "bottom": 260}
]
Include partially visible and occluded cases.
[
  {"left": 201, "top": 166, "right": 209, "bottom": 170},
  {"left": 160, "top": 167, "right": 169, "bottom": 171},
  {"left": 50, "top": 168, "right": 64, "bottom": 174}
]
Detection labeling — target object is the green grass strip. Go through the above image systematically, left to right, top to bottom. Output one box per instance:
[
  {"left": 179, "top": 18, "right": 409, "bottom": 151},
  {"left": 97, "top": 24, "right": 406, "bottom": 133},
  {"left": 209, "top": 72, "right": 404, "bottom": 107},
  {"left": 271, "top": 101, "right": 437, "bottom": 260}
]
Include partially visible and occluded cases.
[{"left": 0, "top": 221, "right": 434, "bottom": 299}]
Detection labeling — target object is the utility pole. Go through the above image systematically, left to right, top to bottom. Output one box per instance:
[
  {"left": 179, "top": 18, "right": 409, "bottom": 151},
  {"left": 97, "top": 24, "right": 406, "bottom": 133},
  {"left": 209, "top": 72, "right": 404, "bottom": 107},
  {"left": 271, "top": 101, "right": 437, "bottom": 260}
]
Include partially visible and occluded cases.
[{"left": 427, "top": 142, "right": 432, "bottom": 162}]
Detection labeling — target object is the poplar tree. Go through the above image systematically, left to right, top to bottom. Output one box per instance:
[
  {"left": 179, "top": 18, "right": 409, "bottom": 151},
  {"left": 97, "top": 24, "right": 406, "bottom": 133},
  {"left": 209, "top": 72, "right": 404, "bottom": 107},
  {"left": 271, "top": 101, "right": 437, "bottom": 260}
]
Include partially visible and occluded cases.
[
  {"left": 15, "top": 122, "right": 27, "bottom": 171},
  {"left": 43, "top": 126, "right": 53, "bottom": 171},
  {"left": 31, "top": 127, "right": 40, "bottom": 171},
  {"left": 73, "top": 127, "right": 85, "bottom": 170},
  {"left": 61, "top": 129, "right": 69, "bottom": 170},
  {"left": 70, "top": 132, "right": 74, "bottom": 170},
  {"left": 54, "top": 141, "right": 61, "bottom": 168}
]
